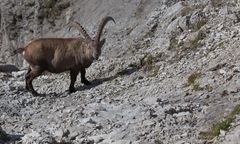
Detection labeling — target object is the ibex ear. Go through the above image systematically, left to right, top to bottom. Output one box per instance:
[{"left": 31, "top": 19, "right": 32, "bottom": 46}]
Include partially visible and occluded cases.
[{"left": 99, "top": 38, "right": 106, "bottom": 47}]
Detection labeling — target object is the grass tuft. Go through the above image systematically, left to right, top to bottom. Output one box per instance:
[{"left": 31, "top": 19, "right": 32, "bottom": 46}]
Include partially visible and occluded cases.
[
  {"left": 45, "top": 0, "right": 57, "bottom": 9},
  {"left": 211, "top": 0, "right": 223, "bottom": 7},
  {"left": 195, "top": 17, "right": 208, "bottom": 30},
  {"left": 190, "top": 31, "right": 205, "bottom": 49},
  {"left": 169, "top": 36, "right": 178, "bottom": 50},
  {"left": 140, "top": 53, "right": 160, "bottom": 77},
  {"left": 141, "top": 53, "right": 155, "bottom": 71},
  {"left": 187, "top": 72, "right": 203, "bottom": 91},
  {"left": 187, "top": 72, "right": 199, "bottom": 85},
  {"left": 200, "top": 104, "right": 240, "bottom": 140},
  {"left": 155, "top": 138, "right": 163, "bottom": 144}
]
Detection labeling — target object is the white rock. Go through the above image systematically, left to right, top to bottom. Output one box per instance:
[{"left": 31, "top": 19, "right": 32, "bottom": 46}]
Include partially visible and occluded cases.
[
  {"left": 219, "top": 69, "right": 226, "bottom": 75},
  {"left": 12, "top": 71, "right": 25, "bottom": 78},
  {"left": 220, "top": 129, "right": 226, "bottom": 136}
]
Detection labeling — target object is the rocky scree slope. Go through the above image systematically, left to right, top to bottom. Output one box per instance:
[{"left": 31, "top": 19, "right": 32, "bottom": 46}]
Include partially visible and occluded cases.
[{"left": 1, "top": 0, "right": 240, "bottom": 143}]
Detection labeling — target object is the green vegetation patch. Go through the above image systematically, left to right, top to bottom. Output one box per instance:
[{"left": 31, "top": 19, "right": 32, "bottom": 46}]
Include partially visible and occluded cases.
[
  {"left": 43, "top": 0, "right": 70, "bottom": 25},
  {"left": 44, "top": 0, "right": 58, "bottom": 9},
  {"left": 211, "top": 0, "right": 223, "bottom": 7},
  {"left": 195, "top": 17, "right": 209, "bottom": 31},
  {"left": 190, "top": 31, "right": 205, "bottom": 49},
  {"left": 169, "top": 36, "right": 178, "bottom": 50},
  {"left": 212, "top": 41, "right": 224, "bottom": 50},
  {"left": 140, "top": 53, "right": 160, "bottom": 76},
  {"left": 141, "top": 53, "right": 156, "bottom": 71},
  {"left": 151, "top": 65, "right": 160, "bottom": 77},
  {"left": 187, "top": 72, "right": 203, "bottom": 91},
  {"left": 187, "top": 72, "right": 199, "bottom": 85},
  {"left": 187, "top": 73, "right": 213, "bottom": 92},
  {"left": 192, "top": 83, "right": 202, "bottom": 91},
  {"left": 205, "top": 84, "right": 213, "bottom": 92},
  {"left": 200, "top": 104, "right": 240, "bottom": 140},
  {"left": 155, "top": 138, "right": 163, "bottom": 144}
]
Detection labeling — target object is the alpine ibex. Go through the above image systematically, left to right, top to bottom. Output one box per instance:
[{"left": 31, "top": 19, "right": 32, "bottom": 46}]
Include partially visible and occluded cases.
[{"left": 13, "top": 16, "right": 115, "bottom": 95}]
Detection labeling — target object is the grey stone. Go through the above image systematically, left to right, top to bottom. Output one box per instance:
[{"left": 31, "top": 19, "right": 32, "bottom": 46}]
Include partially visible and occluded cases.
[{"left": 0, "top": 64, "right": 19, "bottom": 72}]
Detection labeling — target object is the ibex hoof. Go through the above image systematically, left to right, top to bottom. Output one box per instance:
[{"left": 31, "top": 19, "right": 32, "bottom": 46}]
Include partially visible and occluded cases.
[
  {"left": 82, "top": 80, "right": 91, "bottom": 85},
  {"left": 25, "top": 86, "right": 29, "bottom": 91},
  {"left": 69, "top": 88, "right": 76, "bottom": 93},
  {"left": 30, "top": 90, "right": 39, "bottom": 96}
]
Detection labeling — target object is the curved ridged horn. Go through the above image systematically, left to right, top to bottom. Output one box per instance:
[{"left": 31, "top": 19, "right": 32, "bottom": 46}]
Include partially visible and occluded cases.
[
  {"left": 95, "top": 16, "right": 115, "bottom": 44},
  {"left": 69, "top": 21, "right": 92, "bottom": 41}
]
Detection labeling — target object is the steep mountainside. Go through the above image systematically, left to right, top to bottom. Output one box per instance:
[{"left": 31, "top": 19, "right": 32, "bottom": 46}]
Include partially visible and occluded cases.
[{"left": 1, "top": 0, "right": 240, "bottom": 143}]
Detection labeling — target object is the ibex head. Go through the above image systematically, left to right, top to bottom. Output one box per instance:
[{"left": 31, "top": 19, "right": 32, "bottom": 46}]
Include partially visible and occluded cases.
[{"left": 70, "top": 16, "right": 115, "bottom": 60}]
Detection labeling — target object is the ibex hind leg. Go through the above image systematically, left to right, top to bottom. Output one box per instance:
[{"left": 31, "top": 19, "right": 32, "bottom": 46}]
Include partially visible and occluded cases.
[
  {"left": 26, "top": 66, "right": 44, "bottom": 95},
  {"left": 25, "top": 67, "right": 31, "bottom": 90},
  {"left": 80, "top": 69, "right": 91, "bottom": 85}
]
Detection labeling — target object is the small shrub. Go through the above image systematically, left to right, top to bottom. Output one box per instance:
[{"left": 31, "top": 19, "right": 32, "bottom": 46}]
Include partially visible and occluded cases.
[
  {"left": 43, "top": 0, "right": 69, "bottom": 25},
  {"left": 43, "top": 0, "right": 58, "bottom": 22},
  {"left": 45, "top": 0, "right": 57, "bottom": 8},
  {"left": 211, "top": 0, "right": 223, "bottom": 7},
  {"left": 181, "top": 6, "right": 193, "bottom": 16},
  {"left": 195, "top": 17, "right": 208, "bottom": 30},
  {"left": 144, "top": 23, "right": 158, "bottom": 39},
  {"left": 144, "top": 30, "right": 155, "bottom": 38},
  {"left": 190, "top": 31, "right": 205, "bottom": 49},
  {"left": 169, "top": 36, "right": 178, "bottom": 50},
  {"left": 213, "top": 41, "right": 224, "bottom": 49},
  {"left": 131, "top": 42, "right": 141, "bottom": 50},
  {"left": 140, "top": 53, "right": 160, "bottom": 76},
  {"left": 141, "top": 53, "right": 155, "bottom": 71},
  {"left": 151, "top": 65, "right": 160, "bottom": 77},
  {"left": 187, "top": 72, "right": 203, "bottom": 91},
  {"left": 187, "top": 72, "right": 199, "bottom": 86},
  {"left": 109, "top": 74, "right": 119, "bottom": 81},
  {"left": 192, "top": 83, "right": 203, "bottom": 91},
  {"left": 205, "top": 84, "right": 213, "bottom": 92},
  {"left": 200, "top": 104, "right": 240, "bottom": 140},
  {"left": 155, "top": 138, "right": 163, "bottom": 144}
]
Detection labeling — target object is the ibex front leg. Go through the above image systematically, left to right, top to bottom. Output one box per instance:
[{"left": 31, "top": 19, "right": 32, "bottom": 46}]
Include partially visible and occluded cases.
[
  {"left": 69, "top": 69, "right": 79, "bottom": 93},
  {"left": 80, "top": 69, "right": 90, "bottom": 85}
]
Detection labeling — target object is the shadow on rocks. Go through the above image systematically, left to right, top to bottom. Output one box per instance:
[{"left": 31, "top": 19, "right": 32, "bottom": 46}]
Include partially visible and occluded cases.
[
  {"left": 0, "top": 64, "right": 19, "bottom": 72},
  {"left": 18, "top": 66, "right": 140, "bottom": 97},
  {"left": 77, "top": 66, "right": 140, "bottom": 91},
  {"left": 77, "top": 77, "right": 112, "bottom": 91},
  {"left": 0, "top": 127, "right": 24, "bottom": 144}
]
